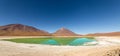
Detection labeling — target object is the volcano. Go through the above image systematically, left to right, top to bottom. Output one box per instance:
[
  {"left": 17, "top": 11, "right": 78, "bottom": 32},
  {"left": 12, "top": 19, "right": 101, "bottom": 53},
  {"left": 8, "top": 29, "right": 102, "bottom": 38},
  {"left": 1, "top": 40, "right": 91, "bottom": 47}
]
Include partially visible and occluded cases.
[{"left": 53, "top": 28, "right": 78, "bottom": 36}]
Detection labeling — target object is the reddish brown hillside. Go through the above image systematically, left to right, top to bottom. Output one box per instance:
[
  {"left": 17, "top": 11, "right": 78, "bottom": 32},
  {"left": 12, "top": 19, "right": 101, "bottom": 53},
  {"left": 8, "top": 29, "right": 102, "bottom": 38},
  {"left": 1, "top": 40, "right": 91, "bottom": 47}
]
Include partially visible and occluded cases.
[
  {"left": 0, "top": 24, "right": 50, "bottom": 36},
  {"left": 53, "top": 28, "right": 78, "bottom": 36},
  {"left": 86, "top": 32, "right": 120, "bottom": 36}
]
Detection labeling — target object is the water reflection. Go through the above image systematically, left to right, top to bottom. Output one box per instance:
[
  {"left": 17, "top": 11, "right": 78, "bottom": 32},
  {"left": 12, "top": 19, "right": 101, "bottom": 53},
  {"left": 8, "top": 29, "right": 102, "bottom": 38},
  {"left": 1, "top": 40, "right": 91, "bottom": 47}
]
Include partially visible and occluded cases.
[
  {"left": 41, "top": 38, "right": 95, "bottom": 46},
  {"left": 69, "top": 38, "right": 95, "bottom": 46},
  {"left": 42, "top": 39, "right": 59, "bottom": 45}
]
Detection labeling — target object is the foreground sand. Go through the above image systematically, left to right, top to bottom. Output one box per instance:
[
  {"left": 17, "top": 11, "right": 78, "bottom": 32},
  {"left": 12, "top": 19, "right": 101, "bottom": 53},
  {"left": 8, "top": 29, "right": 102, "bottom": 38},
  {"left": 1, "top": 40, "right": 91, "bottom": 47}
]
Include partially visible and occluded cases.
[{"left": 0, "top": 36, "right": 120, "bottom": 56}]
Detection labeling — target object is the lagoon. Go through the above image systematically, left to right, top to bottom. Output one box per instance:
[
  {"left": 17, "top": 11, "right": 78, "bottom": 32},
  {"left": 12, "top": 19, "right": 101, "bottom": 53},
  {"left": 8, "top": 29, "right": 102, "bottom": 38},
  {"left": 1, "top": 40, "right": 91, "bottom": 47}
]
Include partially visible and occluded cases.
[{"left": 3, "top": 37, "right": 96, "bottom": 46}]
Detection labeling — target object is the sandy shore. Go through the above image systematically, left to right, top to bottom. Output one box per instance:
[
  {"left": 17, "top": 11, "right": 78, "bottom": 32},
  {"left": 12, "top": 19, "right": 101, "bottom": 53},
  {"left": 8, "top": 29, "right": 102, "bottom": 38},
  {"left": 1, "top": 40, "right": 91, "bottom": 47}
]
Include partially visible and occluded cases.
[{"left": 0, "top": 36, "right": 120, "bottom": 56}]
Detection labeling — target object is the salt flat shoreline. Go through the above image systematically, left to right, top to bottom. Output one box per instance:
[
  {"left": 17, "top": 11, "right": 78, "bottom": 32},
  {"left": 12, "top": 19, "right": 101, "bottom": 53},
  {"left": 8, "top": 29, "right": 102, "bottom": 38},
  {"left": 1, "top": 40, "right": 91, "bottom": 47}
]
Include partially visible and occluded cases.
[
  {"left": 0, "top": 36, "right": 120, "bottom": 56},
  {"left": 0, "top": 36, "right": 83, "bottom": 39},
  {"left": 0, "top": 36, "right": 120, "bottom": 39}
]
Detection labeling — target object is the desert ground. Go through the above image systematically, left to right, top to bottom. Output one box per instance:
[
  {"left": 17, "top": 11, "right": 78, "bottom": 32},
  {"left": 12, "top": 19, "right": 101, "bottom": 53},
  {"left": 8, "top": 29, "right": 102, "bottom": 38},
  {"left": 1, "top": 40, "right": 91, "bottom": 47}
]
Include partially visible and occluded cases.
[{"left": 0, "top": 36, "right": 120, "bottom": 56}]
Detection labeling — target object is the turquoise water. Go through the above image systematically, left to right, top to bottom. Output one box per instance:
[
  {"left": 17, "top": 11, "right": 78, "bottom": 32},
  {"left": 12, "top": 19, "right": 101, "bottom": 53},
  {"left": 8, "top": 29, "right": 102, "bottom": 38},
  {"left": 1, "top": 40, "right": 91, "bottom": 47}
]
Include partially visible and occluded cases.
[
  {"left": 4, "top": 37, "right": 96, "bottom": 46},
  {"left": 41, "top": 38, "right": 95, "bottom": 46},
  {"left": 69, "top": 38, "right": 95, "bottom": 46},
  {"left": 42, "top": 39, "right": 59, "bottom": 45}
]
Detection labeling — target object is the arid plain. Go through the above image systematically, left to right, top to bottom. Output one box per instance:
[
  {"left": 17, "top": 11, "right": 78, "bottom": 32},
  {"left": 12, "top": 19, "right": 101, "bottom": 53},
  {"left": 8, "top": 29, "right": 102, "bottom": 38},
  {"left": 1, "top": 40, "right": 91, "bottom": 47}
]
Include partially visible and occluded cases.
[{"left": 0, "top": 36, "right": 120, "bottom": 56}]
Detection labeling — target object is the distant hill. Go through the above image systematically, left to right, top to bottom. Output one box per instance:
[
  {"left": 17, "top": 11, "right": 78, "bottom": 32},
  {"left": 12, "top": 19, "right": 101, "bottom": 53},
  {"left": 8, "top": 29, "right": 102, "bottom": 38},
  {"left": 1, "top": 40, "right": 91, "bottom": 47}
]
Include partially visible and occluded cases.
[
  {"left": 0, "top": 24, "right": 50, "bottom": 36},
  {"left": 1, "top": 24, "right": 120, "bottom": 36},
  {"left": 53, "top": 28, "right": 78, "bottom": 36},
  {"left": 85, "top": 32, "right": 120, "bottom": 36}
]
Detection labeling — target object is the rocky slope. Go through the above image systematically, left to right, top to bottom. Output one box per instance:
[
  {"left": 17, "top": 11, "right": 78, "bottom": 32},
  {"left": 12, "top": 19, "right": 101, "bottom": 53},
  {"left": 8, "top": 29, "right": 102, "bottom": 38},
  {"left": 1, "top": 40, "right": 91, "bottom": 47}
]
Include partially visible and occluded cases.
[
  {"left": 0, "top": 24, "right": 50, "bottom": 36},
  {"left": 53, "top": 28, "right": 78, "bottom": 36},
  {"left": 86, "top": 32, "right": 120, "bottom": 36}
]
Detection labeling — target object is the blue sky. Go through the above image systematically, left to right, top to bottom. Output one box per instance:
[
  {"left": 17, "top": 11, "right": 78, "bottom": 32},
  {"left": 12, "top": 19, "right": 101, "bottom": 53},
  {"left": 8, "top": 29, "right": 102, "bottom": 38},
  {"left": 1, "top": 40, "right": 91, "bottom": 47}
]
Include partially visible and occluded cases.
[{"left": 0, "top": 0, "right": 120, "bottom": 34}]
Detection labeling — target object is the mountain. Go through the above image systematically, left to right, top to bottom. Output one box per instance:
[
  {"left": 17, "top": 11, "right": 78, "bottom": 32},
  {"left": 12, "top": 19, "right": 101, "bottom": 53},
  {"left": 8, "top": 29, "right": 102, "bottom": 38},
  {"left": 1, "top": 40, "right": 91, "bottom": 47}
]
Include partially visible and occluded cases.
[
  {"left": 0, "top": 24, "right": 50, "bottom": 36},
  {"left": 1, "top": 24, "right": 120, "bottom": 36},
  {"left": 53, "top": 28, "right": 78, "bottom": 36},
  {"left": 85, "top": 32, "right": 120, "bottom": 36}
]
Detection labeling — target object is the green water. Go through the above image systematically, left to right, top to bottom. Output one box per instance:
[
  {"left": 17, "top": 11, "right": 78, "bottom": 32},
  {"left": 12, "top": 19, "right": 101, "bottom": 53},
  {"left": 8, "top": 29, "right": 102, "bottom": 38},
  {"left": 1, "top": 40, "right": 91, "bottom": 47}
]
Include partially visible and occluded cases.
[{"left": 3, "top": 37, "right": 95, "bottom": 46}]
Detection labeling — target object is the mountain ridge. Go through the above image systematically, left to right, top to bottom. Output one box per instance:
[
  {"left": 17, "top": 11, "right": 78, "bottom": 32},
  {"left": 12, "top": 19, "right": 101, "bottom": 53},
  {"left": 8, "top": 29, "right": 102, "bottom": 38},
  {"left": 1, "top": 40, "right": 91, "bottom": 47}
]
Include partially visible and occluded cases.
[
  {"left": 0, "top": 24, "right": 120, "bottom": 36},
  {"left": 85, "top": 32, "right": 120, "bottom": 36}
]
